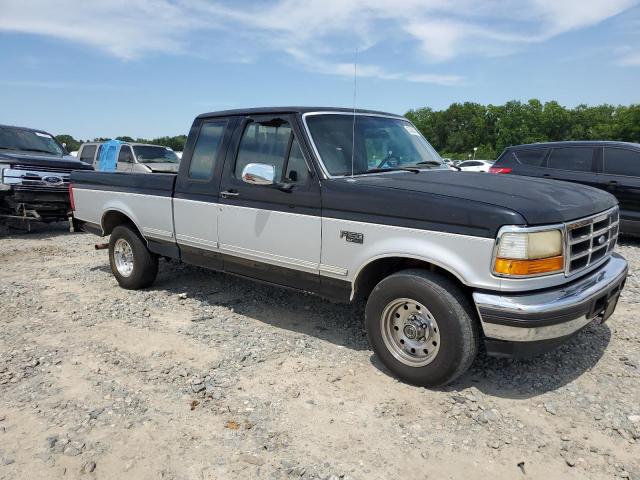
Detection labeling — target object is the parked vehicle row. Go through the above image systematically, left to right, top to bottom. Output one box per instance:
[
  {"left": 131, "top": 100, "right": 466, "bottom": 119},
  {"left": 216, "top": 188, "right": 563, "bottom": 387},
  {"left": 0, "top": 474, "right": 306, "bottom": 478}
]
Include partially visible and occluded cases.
[{"left": 70, "top": 107, "right": 628, "bottom": 387}]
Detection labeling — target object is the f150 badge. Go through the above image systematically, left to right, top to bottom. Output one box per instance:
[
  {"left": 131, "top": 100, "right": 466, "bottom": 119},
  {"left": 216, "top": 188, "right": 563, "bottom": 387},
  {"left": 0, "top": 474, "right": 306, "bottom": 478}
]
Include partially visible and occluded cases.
[{"left": 340, "top": 230, "right": 364, "bottom": 244}]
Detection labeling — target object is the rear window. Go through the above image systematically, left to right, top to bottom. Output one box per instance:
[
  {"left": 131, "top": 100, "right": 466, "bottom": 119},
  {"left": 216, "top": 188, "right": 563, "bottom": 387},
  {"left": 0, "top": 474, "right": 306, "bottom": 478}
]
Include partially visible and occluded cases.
[
  {"left": 79, "top": 145, "right": 97, "bottom": 164},
  {"left": 547, "top": 147, "right": 594, "bottom": 172},
  {"left": 604, "top": 148, "right": 640, "bottom": 177},
  {"left": 512, "top": 149, "right": 546, "bottom": 166}
]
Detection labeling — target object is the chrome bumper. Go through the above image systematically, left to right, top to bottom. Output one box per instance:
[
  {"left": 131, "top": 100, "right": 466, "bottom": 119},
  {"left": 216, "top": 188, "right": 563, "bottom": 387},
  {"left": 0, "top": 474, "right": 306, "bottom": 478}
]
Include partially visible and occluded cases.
[{"left": 473, "top": 253, "right": 628, "bottom": 342}]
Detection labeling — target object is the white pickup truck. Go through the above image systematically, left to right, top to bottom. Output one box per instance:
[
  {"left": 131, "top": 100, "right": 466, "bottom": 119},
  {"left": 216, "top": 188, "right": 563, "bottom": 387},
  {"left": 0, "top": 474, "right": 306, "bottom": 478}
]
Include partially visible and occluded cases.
[{"left": 70, "top": 107, "right": 628, "bottom": 387}]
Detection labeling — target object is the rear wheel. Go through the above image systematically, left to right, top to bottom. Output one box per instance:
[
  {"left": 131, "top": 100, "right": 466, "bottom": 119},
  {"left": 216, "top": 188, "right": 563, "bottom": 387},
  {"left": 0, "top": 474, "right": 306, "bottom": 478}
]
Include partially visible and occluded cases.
[
  {"left": 108, "top": 224, "right": 158, "bottom": 289},
  {"left": 365, "top": 269, "right": 479, "bottom": 387}
]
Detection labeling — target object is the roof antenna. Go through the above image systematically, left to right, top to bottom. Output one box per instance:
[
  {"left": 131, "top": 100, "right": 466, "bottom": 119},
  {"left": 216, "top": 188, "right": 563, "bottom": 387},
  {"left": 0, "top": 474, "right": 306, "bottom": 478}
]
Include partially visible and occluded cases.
[{"left": 350, "top": 46, "right": 358, "bottom": 178}]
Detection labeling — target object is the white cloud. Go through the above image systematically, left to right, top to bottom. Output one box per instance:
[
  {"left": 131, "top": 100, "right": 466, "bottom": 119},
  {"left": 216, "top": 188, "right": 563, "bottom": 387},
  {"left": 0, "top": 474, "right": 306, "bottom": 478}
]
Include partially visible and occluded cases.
[
  {"left": 0, "top": 0, "right": 637, "bottom": 81},
  {"left": 0, "top": 0, "right": 200, "bottom": 59},
  {"left": 615, "top": 46, "right": 640, "bottom": 66},
  {"left": 285, "top": 48, "right": 463, "bottom": 85},
  {"left": 618, "top": 52, "right": 640, "bottom": 65},
  {"left": 0, "top": 80, "right": 119, "bottom": 89}
]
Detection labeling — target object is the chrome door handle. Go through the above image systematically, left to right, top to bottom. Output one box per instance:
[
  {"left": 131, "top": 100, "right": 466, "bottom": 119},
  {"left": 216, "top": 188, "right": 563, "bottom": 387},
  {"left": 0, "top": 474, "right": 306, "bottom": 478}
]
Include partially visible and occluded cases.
[{"left": 220, "top": 190, "right": 239, "bottom": 199}]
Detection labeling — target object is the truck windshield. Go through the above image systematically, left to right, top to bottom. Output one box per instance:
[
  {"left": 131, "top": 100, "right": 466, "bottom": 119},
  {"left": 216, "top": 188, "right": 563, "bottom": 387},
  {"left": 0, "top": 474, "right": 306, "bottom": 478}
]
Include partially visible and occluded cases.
[
  {"left": 305, "top": 114, "right": 445, "bottom": 176},
  {"left": 0, "top": 126, "right": 65, "bottom": 156},
  {"left": 133, "top": 145, "right": 180, "bottom": 164}
]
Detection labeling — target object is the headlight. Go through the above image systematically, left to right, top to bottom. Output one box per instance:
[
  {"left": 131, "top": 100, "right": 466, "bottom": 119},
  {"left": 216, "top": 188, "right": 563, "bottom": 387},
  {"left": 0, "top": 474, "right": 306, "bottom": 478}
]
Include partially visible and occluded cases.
[
  {"left": 0, "top": 163, "right": 11, "bottom": 189},
  {"left": 493, "top": 228, "right": 564, "bottom": 277}
]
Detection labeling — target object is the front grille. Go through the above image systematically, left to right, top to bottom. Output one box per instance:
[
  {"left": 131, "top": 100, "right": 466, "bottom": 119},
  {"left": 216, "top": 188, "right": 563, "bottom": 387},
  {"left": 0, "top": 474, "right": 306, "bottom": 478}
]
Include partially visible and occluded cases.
[
  {"left": 12, "top": 164, "right": 72, "bottom": 174},
  {"left": 14, "top": 184, "right": 68, "bottom": 193},
  {"left": 566, "top": 207, "right": 619, "bottom": 275}
]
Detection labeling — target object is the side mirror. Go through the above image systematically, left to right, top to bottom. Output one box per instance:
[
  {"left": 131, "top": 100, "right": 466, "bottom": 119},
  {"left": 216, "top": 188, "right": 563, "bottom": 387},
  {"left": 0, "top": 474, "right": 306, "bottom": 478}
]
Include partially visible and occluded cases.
[{"left": 242, "top": 163, "right": 275, "bottom": 185}]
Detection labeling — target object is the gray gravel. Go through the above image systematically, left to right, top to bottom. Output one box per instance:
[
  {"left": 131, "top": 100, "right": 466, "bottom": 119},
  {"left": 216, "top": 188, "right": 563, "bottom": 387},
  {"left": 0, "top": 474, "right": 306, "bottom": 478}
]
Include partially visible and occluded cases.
[{"left": 0, "top": 222, "right": 638, "bottom": 479}]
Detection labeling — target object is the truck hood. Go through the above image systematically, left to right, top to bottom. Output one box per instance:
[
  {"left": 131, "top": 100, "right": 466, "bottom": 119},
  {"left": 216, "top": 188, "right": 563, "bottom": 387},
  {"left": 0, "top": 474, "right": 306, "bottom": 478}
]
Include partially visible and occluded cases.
[
  {"left": 0, "top": 151, "right": 93, "bottom": 170},
  {"left": 143, "top": 162, "right": 179, "bottom": 173},
  {"left": 348, "top": 170, "right": 617, "bottom": 225}
]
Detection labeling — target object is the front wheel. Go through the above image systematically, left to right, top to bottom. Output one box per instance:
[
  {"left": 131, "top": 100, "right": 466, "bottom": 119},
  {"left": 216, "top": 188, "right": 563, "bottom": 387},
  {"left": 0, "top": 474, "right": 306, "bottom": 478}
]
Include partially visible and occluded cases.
[
  {"left": 108, "top": 224, "right": 158, "bottom": 289},
  {"left": 365, "top": 269, "right": 479, "bottom": 387}
]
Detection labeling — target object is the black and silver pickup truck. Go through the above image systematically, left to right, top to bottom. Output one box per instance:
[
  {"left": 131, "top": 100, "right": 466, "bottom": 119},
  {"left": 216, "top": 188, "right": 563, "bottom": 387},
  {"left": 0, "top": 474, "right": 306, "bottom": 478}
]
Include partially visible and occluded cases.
[
  {"left": 70, "top": 107, "right": 628, "bottom": 386},
  {"left": 1, "top": 124, "right": 93, "bottom": 223}
]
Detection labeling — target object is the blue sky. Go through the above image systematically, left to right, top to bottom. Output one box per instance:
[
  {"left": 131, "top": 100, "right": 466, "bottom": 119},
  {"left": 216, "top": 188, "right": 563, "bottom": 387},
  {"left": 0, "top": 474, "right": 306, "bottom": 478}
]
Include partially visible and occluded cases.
[{"left": 0, "top": 0, "right": 639, "bottom": 140}]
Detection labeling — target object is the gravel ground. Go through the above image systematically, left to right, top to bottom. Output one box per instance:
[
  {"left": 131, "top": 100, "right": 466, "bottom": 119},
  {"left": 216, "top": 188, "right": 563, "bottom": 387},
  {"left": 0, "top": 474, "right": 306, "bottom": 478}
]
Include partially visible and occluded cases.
[{"left": 0, "top": 223, "right": 639, "bottom": 479}]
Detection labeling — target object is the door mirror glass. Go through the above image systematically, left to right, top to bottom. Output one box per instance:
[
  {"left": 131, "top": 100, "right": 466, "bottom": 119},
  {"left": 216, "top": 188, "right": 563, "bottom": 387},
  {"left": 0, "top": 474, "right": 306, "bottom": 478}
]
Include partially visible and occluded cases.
[{"left": 242, "top": 163, "right": 275, "bottom": 185}]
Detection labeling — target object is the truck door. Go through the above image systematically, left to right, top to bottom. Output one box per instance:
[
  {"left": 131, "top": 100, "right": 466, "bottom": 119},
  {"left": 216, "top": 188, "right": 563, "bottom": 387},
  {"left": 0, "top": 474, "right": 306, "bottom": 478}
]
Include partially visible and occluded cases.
[
  {"left": 217, "top": 114, "right": 321, "bottom": 291},
  {"left": 173, "top": 118, "right": 235, "bottom": 270},
  {"left": 117, "top": 145, "right": 135, "bottom": 172},
  {"left": 542, "top": 146, "right": 600, "bottom": 189}
]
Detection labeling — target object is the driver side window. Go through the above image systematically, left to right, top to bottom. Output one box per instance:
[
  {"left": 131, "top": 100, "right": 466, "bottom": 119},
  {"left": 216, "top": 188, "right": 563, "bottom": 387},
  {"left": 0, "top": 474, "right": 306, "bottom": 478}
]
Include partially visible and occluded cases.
[
  {"left": 235, "top": 120, "right": 310, "bottom": 185},
  {"left": 118, "top": 146, "right": 134, "bottom": 163}
]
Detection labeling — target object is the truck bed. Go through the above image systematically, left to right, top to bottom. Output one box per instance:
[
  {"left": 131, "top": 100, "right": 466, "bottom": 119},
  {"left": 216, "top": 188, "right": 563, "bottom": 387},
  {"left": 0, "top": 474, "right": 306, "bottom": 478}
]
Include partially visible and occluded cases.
[{"left": 70, "top": 170, "right": 177, "bottom": 243}]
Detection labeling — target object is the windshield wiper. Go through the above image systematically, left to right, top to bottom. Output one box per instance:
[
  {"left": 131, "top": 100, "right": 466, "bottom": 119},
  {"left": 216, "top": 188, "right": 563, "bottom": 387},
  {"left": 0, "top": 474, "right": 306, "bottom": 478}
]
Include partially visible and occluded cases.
[
  {"left": 13, "top": 148, "right": 59, "bottom": 155},
  {"left": 412, "top": 160, "right": 443, "bottom": 167},
  {"left": 364, "top": 167, "right": 421, "bottom": 174}
]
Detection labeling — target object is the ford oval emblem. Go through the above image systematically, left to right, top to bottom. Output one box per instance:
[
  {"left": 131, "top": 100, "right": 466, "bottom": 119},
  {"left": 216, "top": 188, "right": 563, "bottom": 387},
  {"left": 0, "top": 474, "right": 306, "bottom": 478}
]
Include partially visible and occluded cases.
[
  {"left": 43, "top": 176, "right": 63, "bottom": 185},
  {"left": 597, "top": 235, "right": 606, "bottom": 245}
]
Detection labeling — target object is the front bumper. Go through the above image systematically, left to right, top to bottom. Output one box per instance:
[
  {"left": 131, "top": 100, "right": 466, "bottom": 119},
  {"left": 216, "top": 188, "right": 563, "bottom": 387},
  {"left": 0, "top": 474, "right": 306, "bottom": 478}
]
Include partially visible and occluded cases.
[{"left": 473, "top": 253, "right": 628, "bottom": 357}]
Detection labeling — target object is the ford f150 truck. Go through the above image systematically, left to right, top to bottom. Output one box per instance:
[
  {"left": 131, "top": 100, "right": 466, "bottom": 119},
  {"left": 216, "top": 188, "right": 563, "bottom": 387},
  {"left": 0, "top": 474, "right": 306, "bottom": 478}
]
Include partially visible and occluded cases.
[
  {"left": 70, "top": 107, "right": 628, "bottom": 387},
  {"left": 1, "top": 124, "right": 93, "bottom": 223}
]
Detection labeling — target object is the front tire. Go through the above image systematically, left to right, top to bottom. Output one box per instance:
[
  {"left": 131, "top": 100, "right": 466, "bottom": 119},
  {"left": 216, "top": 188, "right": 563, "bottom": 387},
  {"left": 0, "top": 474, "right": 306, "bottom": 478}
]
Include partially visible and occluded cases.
[
  {"left": 108, "top": 224, "right": 158, "bottom": 289},
  {"left": 365, "top": 269, "right": 479, "bottom": 387}
]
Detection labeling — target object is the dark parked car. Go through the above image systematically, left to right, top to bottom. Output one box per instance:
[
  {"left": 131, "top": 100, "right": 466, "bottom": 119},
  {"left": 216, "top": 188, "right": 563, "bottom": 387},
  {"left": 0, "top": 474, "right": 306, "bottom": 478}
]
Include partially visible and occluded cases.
[
  {"left": 0, "top": 124, "right": 93, "bottom": 223},
  {"left": 490, "top": 141, "right": 640, "bottom": 235}
]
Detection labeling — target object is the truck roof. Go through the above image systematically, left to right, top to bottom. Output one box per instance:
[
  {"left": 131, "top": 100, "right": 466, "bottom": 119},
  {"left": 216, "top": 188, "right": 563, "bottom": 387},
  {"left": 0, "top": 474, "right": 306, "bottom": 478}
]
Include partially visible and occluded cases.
[
  {"left": 196, "top": 106, "right": 404, "bottom": 120},
  {"left": 0, "top": 124, "right": 54, "bottom": 135},
  {"left": 507, "top": 140, "right": 640, "bottom": 149}
]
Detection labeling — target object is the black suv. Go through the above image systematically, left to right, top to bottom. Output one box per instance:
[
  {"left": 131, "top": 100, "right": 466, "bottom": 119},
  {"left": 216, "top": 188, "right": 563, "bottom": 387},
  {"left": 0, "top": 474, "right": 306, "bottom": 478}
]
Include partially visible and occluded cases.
[{"left": 491, "top": 141, "right": 640, "bottom": 236}]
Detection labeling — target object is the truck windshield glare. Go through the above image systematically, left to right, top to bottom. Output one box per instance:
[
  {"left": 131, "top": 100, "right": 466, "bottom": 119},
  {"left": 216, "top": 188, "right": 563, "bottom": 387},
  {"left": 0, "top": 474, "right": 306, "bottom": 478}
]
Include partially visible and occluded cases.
[
  {"left": 305, "top": 114, "right": 445, "bottom": 176},
  {"left": 0, "top": 126, "right": 65, "bottom": 156}
]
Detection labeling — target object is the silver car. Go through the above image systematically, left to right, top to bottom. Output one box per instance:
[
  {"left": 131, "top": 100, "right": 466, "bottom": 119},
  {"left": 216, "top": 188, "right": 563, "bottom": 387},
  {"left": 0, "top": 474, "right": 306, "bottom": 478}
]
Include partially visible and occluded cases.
[{"left": 77, "top": 142, "right": 180, "bottom": 173}]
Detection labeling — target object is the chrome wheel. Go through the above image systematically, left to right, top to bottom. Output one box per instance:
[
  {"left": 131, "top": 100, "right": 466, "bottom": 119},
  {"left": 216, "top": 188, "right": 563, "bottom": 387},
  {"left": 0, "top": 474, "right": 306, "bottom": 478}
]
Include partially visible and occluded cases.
[
  {"left": 113, "top": 238, "right": 134, "bottom": 277},
  {"left": 380, "top": 298, "right": 441, "bottom": 367}
]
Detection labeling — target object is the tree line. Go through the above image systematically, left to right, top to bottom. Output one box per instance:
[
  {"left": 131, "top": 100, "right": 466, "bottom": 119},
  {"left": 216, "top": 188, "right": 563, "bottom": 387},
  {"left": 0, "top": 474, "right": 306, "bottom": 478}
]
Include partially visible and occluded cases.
[
  {"left": 55, "top": 99, "right": 639, "bottom": 160},
  {"left": 405, "top": 99, "right": 640, "bottom": 160}
]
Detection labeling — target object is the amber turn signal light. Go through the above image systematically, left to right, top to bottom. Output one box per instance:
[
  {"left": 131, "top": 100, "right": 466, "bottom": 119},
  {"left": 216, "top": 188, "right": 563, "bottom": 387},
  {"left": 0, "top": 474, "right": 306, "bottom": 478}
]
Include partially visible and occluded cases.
[{"left": 494, "top": 255, "right": 564, "bottom": 276}]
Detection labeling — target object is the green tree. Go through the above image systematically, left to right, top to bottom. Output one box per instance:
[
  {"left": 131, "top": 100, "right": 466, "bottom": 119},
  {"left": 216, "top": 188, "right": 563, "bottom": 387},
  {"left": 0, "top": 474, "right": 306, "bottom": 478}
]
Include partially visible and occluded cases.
[
  {"left": 405, "top": 100, "right": 640, "bottom": 159},
  {"left": 55, "top": 134, "right": 81, "bottom": 152}
]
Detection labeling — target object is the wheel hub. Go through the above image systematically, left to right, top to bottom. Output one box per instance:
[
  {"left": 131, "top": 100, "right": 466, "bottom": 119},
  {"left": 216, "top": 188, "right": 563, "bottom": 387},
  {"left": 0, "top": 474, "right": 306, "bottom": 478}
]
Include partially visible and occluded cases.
[
  {"left": 113, "top": 238, "right": 134, "bottom": 277},
  {"left": 380, "top": 298, "right": 441, "bottom": 367},
  {"left": 403, "top": 317, "right": 427, "bottom": 340}
]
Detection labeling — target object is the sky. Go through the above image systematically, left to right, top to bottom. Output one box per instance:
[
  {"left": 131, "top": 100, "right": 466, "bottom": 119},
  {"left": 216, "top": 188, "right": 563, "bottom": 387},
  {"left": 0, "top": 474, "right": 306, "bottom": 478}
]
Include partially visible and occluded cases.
[{"left": 0, "top": 0, "right": 639, "bottom": 140}]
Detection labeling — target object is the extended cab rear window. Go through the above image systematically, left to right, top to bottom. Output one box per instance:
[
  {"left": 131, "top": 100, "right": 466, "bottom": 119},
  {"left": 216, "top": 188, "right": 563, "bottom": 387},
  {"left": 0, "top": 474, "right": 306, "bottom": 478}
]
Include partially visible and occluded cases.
[
  {"left": 188, "top": 120, "right": 228, "bottom": 180},
  {"left": 80, "top": 145, "right": 97, "bottom": 164},
  {"left": 512, "top": 149, "right": 547, "bottom": 166}
]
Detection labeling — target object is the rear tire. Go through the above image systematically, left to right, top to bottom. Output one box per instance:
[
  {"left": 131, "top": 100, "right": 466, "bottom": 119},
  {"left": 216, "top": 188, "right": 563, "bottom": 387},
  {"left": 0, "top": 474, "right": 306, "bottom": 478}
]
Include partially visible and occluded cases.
[
  {"left": 108, "top": 224, "right": 158, "bottom": 289},
  {"left": 365, "top": 269, "right": 479, "bottom": 387}
]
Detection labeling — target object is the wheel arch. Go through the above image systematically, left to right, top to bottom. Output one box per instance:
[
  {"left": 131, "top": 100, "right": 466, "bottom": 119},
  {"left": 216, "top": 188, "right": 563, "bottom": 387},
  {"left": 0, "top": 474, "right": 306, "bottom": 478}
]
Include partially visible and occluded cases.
[
  {"left": 101, "top": 208, "right": 144, "bottom": 237},
  {"left": 352, "top": 254, "right": 470, "bottom": 301}
]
